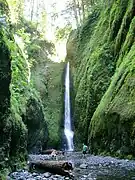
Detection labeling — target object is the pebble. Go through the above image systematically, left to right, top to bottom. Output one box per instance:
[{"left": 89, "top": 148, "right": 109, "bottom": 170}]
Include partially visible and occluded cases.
[
  {"left": 80, "top": 163, "right": 88, "bottom": 169},
  {"left": 74, "top": 167, "right": 81, "bottom": 172},
  {"left": 32, "top": 172, "right": 38, "bottom": 177},
  {"left": 43, "top": 172, "right": 52, "bottom": 178},
  {"left": 17, "top": 175, "right": 23, "bottom": 179},
  {"left": 6, "top": 176, "right": 11, "bottom": 180}
]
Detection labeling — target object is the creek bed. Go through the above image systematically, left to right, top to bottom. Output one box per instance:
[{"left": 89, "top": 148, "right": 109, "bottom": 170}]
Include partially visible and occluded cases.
[{"left": 8, "top": 152, "right": 135, "bottom": 179}]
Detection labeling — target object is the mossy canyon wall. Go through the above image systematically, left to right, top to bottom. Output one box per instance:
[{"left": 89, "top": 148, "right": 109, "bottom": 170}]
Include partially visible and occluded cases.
[
  {"left": 67, "top": 0, "right": 135, "bottom": 157},
  {"left": 0, "top": 1, "right": 64, "bottom": 176},
  {"left": 0, "top": 1, "right": 28, "bottom": 175}
]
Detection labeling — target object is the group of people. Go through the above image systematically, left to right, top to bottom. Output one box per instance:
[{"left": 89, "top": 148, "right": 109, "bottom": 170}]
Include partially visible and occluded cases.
[
  {"left": 50, "top": 143, "right": 88, "bottom": 160},
  {"left": 51, "top": 149, "right": 65, "bottom": 160},
  {"left": 51, "top": 150, "right": 58, "bottom": 160}
]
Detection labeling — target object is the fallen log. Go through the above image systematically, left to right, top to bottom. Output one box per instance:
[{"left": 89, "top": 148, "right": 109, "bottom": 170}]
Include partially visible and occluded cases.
[
  {"left": 42, "top": 149, "right": 55, "bottom": 154},
  {"left": 42, "top": 149, "right": 64, "bottom": 155},
  {"left": 56, "top": 150, "right": 65, "bottom": 155},
  {"left": 29, "top": 160, "right": 74, "bottom": 178}
]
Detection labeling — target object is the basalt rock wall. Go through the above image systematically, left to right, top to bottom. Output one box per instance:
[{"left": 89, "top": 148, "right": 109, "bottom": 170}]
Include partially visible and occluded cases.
[{"left": 66, "top": 0, "right": 135, "bottom": 158}]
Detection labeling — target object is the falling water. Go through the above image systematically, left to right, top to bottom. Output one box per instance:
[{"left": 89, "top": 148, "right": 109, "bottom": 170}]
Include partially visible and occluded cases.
[{"left": 64, "top": 62, "right": 74, "bottom": 151}]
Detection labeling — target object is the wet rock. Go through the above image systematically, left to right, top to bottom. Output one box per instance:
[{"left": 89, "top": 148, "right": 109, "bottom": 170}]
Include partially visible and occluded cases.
[
  {"left": 80, "top": 163, "right": 88, "bottom": 169},
  {"left": 99, "top": 163, "right": 102, "bottom": 167},
  {"left": 74, "top": 167, "right": 81, "bottom": 172},
  {"left": 23, "top": 171, "right": 29, "bottom": 176},
  {"left": 10, "top": 172, "right": 18, "bottom": 178},
  {"left": 32, "top": 172, "right": 38, "bottom": 177},
  {"left": 43, "top": 172, "right": 52, "bottom": 178},
  {"left": 88, "top": 173, "right": 92, "bottom": 177},
  {"left": 53, "top": 174, "right": 62, "bottom": 178},
  {"left": 83, "top": 175, "right": 87, "bottom": 178},
  {"left": 6, "top": 176, "right": 11, "bottom": 180},
  {"left": 18, "top": 176, "right": 26, "bottom": 180},
  {"left": 35, "top": 176, "right": 42, "bottom": 180},
  {"left": 64, "top": 177, "right": 70, "bottom": 180}
]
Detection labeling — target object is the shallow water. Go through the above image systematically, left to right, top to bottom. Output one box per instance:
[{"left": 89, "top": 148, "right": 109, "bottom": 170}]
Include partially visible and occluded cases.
[
  {"left": 9, "top": 152, "right": 135, "bottom": 179},
  {"left": 66, "top": 152, "right": 135, "bottom": 179}
]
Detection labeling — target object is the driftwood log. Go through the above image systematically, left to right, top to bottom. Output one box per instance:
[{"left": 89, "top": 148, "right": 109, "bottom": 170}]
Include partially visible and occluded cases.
[
  {"left": 42, "top": 149, "right": 64, "bottom": 155},
  {"left": 42, "top": 149, "right": 55, "bottom": 154},
  {"left": 29, "top": 160, "right": 73, "bottom": 178}
]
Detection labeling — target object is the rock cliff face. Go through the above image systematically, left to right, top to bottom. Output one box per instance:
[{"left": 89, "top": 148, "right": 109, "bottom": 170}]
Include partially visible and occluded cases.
[
  {"left": 67, "top": 0, "right": 135, "bottom": 157},
  {"left": 0, "top": 1, "right": 49, "bottom": 174},
  {"left": 0, "top": 1, "right": 27, "bottom": 174},
  {"left": 0, "top": 20, "right": 28, "bottom": 175},
  {"left": 0, "top": 26, "right": 12, "bottom": 172},
  {"left": 40, "top": 62, "right": 64, "bottom": 148},
  {"left": 23, "top": 98, "right": 48, "bottom": 153}
]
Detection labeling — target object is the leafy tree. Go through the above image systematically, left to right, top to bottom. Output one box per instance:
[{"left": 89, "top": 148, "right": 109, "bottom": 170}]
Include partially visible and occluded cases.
[
  {"left": 7, "top": 0, "right": 24, "bottom": 24},
  {"left": 64, "top": 0, "right": 98, "bottom": 27},
  {"left": 55, "top": 24, "right": 72, "bottom": 41}
]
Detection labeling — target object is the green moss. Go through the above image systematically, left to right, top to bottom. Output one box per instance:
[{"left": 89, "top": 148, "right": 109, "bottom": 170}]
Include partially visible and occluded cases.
[
  {"left": 67, "top": 0, "right": 135, "bottom": 157},
  {"left": 108, "top": 0, "right": 128, "bottom": 41},
  {"left": 115, "top": 0, "right": 135, "bottom": 54},
  {"left": 68, "top": 5, "right": 116, "bottom": 147},
  {"left": 0, "top": 13, "right": 37, "bottom": 174},
  {"left": 117, "top": 16, "right": 135, "bottom": 67},
  {"left": 0, "top": 27, "right": 12, "bottom": 172},
  {"left": 89, "top": 33, "right": 135, "bottom": 156},
  {"left": 41, "top": 62, "right": 64, "bottom": 148},
  {"left": 23, "top": 98, "right": 48, "bottom": 152},
  {"left": 9, "top": 114, "right": 27, "bottom": 162},
  {"left": 126, "top": 154, "right": 133, "bottom": 160},
  {"left": 0, "top": 168, "right": 10, "bottom": 180}
]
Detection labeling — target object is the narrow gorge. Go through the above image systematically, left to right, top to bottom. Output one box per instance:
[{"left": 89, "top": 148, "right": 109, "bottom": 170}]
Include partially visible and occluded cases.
[{"left": 0, "top": 0, "right": 135, "bottom": 179}]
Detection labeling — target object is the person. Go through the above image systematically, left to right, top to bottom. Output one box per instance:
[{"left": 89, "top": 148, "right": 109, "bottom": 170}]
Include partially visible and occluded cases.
[
  {"left": 82, "top": 143, "right": 88, "bottom": 157},
  {"left": 51, "top": 150, "right": 58, "bottom": 160}
]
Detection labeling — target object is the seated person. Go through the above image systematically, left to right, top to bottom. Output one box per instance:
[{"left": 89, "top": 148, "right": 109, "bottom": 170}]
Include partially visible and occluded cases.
[{"left": 51, "top": 150, "right": 58, "bottom": 160}]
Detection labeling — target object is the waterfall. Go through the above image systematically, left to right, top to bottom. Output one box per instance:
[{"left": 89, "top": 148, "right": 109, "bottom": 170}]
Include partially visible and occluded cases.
[{"left": 64, "top": 62, "right": 74, "bottom": 151}]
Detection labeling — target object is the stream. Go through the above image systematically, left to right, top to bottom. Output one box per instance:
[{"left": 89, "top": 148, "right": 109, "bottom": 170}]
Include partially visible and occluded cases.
[{"left": 8, "top": 152, "right": 135, "bottom": 180}]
